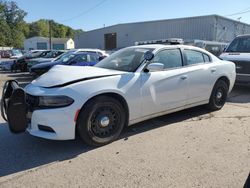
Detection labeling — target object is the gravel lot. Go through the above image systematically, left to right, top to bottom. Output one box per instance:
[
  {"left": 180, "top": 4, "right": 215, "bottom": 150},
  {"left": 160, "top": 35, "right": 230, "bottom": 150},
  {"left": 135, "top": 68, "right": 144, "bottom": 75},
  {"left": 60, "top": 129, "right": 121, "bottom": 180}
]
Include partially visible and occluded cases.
[{"left": 0, "top": 70, "right": 249, "bottom": 188}]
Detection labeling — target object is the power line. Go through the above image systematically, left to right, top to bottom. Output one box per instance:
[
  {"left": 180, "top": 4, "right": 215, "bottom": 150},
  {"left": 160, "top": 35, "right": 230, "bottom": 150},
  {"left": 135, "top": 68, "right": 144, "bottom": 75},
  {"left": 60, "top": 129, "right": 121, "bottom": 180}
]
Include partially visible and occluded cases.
[
  {"left": 60, "top": 0, "right": 108, "bottom": 22},
  {"left": 225, "top": 7, "right": 250, "bottom": 17}
]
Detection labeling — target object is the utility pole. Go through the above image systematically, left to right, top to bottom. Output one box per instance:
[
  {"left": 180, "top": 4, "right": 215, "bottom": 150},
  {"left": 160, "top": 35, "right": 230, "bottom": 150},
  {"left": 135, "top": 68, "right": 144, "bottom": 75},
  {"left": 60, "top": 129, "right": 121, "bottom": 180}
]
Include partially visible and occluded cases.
[{"left": 49, "top": 20, "right": 52, "bottom": 50}]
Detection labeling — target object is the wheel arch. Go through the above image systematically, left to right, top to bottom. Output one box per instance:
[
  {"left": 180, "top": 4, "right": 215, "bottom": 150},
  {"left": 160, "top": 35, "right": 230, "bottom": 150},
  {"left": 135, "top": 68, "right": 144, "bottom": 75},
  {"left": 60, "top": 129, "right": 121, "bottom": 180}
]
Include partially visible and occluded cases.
[
  {"left": 216, "top": 76, "right": 230, "bottom": 88},
  {"left": 76, "top": 92, "right": 130, "bottom": 130}
]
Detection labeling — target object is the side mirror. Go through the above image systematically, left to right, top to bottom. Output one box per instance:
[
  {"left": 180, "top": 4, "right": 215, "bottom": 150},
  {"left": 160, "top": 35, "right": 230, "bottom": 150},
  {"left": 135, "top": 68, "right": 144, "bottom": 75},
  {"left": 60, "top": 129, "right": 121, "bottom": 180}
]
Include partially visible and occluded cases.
[
  {"left": 144, "top": 51, "right": 154, "bottom": 61},
  {"left": 147, "top": 63, "right": 164, "bottom": 72}
]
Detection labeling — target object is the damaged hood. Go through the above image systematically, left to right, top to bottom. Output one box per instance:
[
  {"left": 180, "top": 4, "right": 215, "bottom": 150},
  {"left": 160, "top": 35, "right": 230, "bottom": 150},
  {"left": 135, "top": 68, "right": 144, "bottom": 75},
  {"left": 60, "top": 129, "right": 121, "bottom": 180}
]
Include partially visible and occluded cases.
[{"left": 31, "top": 65, "right": 125, "bottom": 88}]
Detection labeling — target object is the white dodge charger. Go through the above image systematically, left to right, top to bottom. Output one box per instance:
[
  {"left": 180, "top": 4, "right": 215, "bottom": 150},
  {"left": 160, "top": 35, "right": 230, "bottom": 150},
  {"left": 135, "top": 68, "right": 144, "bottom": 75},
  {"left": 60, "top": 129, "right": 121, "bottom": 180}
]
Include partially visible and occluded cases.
[{"left": 1, "top": 45, "right": 236, "bottom": 146}]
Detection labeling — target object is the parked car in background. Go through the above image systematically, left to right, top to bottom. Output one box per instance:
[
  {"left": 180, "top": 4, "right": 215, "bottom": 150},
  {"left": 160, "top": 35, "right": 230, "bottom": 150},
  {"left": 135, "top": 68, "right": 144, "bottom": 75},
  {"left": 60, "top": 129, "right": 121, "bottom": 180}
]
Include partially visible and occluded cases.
[
  {"left": 220, "top": 34, "right": 250, "bottom": 85},
  {"left": 1, "top": 45, "right": 236, "bottom": 146},
  {"left": 69, "top": 48, "right": 109, "bottom": 60},
  {"left": 80, "top": 48, "right": 109, "bottom": 59},
  {"left": 0, "top": 49, "right": 23, "bottom": 59},
  {"left": 10, "top": 49, "right": 23, "bottom": 59},
  {"left": 29, "top": 49, "right": 109, "bottom": 74},
  {"left": 1, "top": 50, "right": 11, "bottom": 58},
  {"left": 11, "top": 50, "right": 50, "bottom": 72},
  {"left": 26, "top": 50, "right": 65, "bottom": 70},
  {"left": 30, "top": 51, "right": 100, "bottom": 76},
  {"left": 0, "top": 60, "right": 15, "bottom": 71}
]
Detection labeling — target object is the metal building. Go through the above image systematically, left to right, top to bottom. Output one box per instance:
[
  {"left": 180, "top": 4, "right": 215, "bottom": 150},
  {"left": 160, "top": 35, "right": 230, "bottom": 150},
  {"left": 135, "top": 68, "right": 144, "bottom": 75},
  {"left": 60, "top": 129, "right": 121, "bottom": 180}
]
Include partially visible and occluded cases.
[
  {"left": 75, "top": 15, "right": 250, "bottom": 50},
  {"left": 24, "top": 37, "right": 75, "bottom": 51}
]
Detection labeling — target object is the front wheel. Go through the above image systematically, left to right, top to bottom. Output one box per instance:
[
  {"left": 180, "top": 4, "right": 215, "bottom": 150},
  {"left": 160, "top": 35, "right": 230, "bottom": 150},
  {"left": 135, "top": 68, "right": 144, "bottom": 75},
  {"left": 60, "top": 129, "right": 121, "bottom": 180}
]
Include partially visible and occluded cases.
[
  {"left": 208, "top": 80, "right": 229, "bottom": 110},
  {"left": 77, "top": 96, "right": 126, "bottom": 146}
]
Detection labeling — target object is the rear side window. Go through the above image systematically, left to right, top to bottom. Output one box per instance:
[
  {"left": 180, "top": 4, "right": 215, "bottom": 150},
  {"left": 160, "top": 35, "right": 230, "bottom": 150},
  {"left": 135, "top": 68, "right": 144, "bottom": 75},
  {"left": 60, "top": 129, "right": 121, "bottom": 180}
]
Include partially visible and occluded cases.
[
  {"left": 152, "top": 49, "right": 183, "bottom": 69},
  {"left": 185, "top": 50, "right": 205, "bottom": 65},
  {"left": 87, "top": 52, "right": 99, "bottom": 62},
  {"left": 74, "top": 54, "right": 88, "bottom": 63},
  {"left": 90, "top": 54, "right": 99, "bottom": 62},
  {"left": 203, "top": 54, "right": 210, "bottom": 62}
]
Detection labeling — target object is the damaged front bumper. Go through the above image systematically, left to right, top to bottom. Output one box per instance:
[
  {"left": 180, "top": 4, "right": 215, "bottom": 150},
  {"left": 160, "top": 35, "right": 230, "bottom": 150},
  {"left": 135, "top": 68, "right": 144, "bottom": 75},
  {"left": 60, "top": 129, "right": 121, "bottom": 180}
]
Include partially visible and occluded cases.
[{"left": 1, "top": 80, "right": 77, "bottom": 140}]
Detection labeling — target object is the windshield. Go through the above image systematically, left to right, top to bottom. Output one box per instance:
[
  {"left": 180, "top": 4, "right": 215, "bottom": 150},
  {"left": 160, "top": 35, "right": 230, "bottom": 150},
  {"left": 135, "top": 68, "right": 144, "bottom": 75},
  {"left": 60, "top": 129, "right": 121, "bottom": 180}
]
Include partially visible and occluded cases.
[
  {"left": 226, "top": 37, "right": 250, "bottom": 53},
  {"left": 95, "top": 47, "right": 154, "bottom": 72},
  {"left": 12, "top": 49, "right": 22, "bottom": 56},
  {"left": 26, "top": 51, "right": 44, "bottom": 58},
  {"left": 43, "top": 51, "right": 54, "bottom": 58},
  {"left": 54, "top": 52, "right": 71, "bottom": 61},
  {"left": 60, "top": 54, "right": 76, "bottom": 63}
]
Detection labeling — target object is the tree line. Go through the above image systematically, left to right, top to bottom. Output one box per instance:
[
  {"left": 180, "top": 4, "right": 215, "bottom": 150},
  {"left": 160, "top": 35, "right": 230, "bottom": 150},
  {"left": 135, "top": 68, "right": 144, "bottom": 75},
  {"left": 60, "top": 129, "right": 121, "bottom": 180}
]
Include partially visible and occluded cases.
[{"left": 0, "top": 1, "right": 83, "bottom": 49}]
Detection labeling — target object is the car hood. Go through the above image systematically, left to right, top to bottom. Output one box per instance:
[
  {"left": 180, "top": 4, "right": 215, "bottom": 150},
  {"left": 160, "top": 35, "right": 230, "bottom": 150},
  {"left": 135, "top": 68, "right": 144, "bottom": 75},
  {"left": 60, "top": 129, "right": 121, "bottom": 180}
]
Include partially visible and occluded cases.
[
  {"left": 220, "top": 52, "right": 250, "bottom": 61},
  {"left": 30, "top": 58, "right": 54, "bottom": 62},
  {"left": 32, "top": 60, "right": 60, "bottom": 69},
  {"left": 31, "top": 65, "right": 126, "bottom": 88}
]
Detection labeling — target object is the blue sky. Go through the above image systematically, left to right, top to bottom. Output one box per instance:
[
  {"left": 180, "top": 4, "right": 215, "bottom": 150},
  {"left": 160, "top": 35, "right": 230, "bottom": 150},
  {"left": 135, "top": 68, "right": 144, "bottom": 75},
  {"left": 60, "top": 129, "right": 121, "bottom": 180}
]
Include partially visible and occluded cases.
[{"left": 15, "top": 0, "right": 250, "bottom": 31}]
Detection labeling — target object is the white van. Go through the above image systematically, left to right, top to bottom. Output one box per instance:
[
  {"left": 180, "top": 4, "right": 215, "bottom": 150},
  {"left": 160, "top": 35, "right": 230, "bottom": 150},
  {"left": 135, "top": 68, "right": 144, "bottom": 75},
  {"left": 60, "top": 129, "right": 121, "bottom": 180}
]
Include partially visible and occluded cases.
[{"left": 220, "top": 35, "right": 250, "bottom": 85}]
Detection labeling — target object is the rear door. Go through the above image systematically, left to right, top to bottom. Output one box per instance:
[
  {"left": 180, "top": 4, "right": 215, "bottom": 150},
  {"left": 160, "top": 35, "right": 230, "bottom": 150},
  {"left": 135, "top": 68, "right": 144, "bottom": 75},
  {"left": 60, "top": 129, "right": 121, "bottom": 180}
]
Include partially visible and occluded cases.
[{"left": 183, "top": 49, "right": 217, "bottom": 104}]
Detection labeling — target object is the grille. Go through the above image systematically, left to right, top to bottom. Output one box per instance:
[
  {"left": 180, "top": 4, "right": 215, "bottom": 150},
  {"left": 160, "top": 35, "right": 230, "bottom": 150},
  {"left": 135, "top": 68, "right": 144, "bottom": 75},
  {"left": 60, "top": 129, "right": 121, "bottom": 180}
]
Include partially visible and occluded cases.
[{"left": 232, "top": 60, "right": 250, "bottom": 74}]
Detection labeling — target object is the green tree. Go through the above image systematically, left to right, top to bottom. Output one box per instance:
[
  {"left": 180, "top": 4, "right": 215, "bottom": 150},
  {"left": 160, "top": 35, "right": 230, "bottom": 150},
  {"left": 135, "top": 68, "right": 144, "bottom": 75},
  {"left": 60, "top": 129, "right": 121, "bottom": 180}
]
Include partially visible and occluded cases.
[
  {"left": 0, "top": 0, "right": 27, "bottom": 48},
  {"left": 0, "top": 1, "right": 84, "bottom": 48},
  {"left": 3, "top": 1, "right": 27, "bottom": 27},
  {"left": 0, "top": 2, "right": 12, "bottom": 46},
  {"left": 29, "top": 19, "right": 50, "bottom": 37}
]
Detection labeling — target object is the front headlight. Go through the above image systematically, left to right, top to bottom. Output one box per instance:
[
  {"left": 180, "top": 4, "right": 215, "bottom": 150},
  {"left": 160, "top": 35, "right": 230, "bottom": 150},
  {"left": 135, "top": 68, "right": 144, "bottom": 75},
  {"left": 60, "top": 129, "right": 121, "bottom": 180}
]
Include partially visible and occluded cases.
[{"left": 38, "top": 96, "right": 74, "bottom": 108}]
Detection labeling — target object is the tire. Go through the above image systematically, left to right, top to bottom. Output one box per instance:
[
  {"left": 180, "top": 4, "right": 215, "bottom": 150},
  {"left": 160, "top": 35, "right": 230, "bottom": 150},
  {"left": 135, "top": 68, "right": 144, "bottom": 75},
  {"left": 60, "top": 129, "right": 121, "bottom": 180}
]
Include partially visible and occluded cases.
[
  {"left": 208, "top": 80, "right": 229, "bottom": 110},
  {"left": 77, "top": 96, "right": 126, "bottom": 146}
]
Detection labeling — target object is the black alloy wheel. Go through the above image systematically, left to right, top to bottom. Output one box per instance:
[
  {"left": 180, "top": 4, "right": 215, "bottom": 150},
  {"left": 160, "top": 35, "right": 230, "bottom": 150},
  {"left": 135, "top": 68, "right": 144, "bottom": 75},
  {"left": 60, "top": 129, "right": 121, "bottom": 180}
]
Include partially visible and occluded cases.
[
  {"left": 208, "top": 80, "right": 229, "bottom": 110},
  {"left": 77, "top": 96, "right": 126, "bottom": 146}
]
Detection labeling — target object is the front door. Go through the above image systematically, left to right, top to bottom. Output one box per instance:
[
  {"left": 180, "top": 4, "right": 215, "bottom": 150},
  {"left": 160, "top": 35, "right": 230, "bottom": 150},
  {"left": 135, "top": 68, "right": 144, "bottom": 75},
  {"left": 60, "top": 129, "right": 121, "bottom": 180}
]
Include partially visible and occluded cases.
[{"left": 141, "top": 48, "right": 188, "bottom": 117}]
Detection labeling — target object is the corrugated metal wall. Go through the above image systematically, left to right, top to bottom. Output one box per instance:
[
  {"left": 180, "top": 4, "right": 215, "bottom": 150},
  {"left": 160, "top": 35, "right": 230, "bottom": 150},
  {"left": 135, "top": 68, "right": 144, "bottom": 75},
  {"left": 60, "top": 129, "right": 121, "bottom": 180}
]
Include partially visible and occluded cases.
[
  {"left": 75, "top": 15, "right": 250, "bottom": 50},
  {"left": 214, "top": 16, "right": 250, "bottom": 43}
]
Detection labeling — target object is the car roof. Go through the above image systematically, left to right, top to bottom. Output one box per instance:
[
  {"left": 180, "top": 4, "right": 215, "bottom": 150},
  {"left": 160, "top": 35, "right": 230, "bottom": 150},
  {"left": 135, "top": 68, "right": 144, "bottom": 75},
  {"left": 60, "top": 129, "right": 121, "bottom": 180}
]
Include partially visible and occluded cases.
[
  {"left": 235, "top": 34, "right": 250, "bottom": 38},
  {"left": 129, "top": 44, "right": 208, "bottom": 52},
  {"left": 129, "top": 44, "right": 218, "bottom": 61},
  {"left": 76, "top": 48, "right": 105, "bottom": 52},
  {"left": 75, "top": 52, "right": 89, "bottom": 55}
]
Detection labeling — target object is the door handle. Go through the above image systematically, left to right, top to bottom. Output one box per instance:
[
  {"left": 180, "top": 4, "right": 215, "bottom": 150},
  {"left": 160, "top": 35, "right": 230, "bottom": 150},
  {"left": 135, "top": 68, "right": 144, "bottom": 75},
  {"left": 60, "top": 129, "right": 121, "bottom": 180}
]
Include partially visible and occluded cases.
[
  {"left": 211, "top": 68, "right": 216, "bottom": 73},
  {"left": 180, "top": 75, "right": 188, "bottom": 80}
]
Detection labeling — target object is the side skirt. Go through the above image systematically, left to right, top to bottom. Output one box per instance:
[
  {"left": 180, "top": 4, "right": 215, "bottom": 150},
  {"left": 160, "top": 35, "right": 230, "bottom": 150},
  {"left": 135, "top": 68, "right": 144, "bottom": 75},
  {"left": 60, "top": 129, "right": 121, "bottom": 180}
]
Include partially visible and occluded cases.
[{"left": 128, "top": 100, "right": 209, "bottom": 126}]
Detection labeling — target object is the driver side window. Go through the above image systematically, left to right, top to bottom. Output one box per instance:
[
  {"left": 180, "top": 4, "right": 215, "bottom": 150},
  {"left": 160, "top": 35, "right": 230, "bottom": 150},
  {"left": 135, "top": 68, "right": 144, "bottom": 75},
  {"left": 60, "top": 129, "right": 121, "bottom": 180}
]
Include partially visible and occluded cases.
[
  {"left": 152, "top": 49, "right": 183, "bottom": 69},
  {"left": 75, "top": 55, "right": 88, "bottom": 63}
]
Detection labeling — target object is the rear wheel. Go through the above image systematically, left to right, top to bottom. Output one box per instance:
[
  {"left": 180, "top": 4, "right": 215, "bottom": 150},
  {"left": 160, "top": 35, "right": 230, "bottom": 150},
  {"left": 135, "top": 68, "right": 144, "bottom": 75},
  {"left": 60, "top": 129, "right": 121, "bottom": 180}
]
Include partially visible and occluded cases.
[
  {"left": 208, "top": 80, "right": 229, "bottom": 110},
  {"left": 77, "top": 96, "right": 126, "bottom": 146}
]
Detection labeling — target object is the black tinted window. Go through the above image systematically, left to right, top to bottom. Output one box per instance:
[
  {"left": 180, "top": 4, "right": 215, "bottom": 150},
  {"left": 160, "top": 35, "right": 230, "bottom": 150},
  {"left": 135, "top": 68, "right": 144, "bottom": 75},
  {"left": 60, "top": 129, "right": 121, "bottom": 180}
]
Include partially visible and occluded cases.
[
  {"left": 226, "top": 37, "right": 250, "bottom": 53},
  {"left": 152, "top": 49, "right": 182, "bottom": 69},
  {"left": 185, "top": 50, "right": 205, "bottom": 65}
]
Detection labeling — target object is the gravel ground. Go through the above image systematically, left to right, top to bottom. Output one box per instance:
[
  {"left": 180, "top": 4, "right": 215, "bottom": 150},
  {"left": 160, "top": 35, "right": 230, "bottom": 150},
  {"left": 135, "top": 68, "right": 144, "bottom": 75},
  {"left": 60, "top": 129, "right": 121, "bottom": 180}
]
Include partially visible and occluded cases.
[{"left": 0, "top": 70, "right": 249, "bottom": 188}]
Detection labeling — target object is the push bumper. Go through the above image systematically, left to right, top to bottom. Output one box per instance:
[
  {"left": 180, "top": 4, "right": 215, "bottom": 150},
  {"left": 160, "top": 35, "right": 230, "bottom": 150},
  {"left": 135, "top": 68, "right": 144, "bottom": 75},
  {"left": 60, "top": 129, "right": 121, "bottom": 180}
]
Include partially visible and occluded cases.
[
  {"left": 1, "top": 80, "right": 76, "bottom": 140},
  {"left": 1, "top": 80, "right": 28, "bottom": 133}
]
